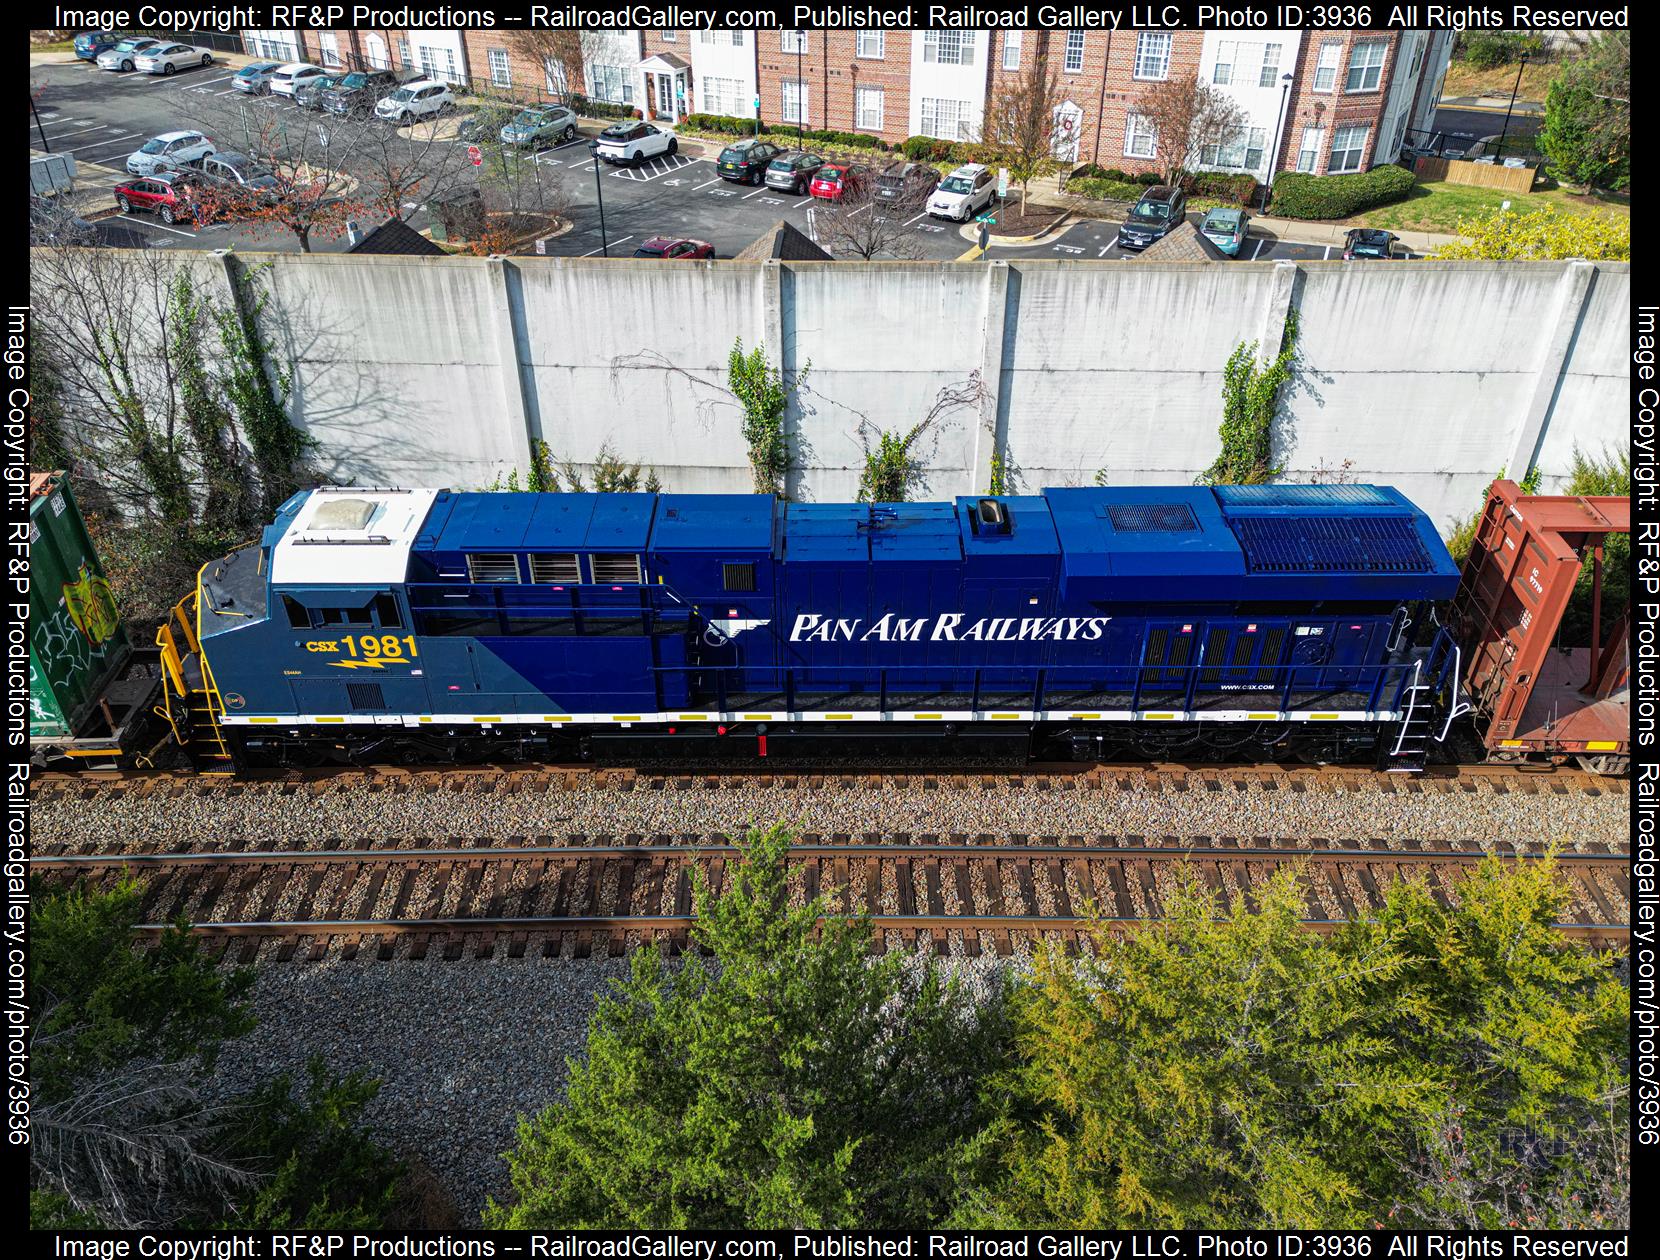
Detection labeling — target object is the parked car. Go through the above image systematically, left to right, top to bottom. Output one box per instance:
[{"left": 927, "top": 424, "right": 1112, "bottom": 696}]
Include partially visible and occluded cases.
[
  {"left": 73, "top": 31, "right": 122, "bottom": 61},
  {"left": 96, "top": 38, "right": 160, "bottom": 71},
  {"left": 134, "top": 42, "right": 214, "bottom": 75},
  {"left": 232, "top": 61, "right": 282, "bottom": 94},
  {"left": 269, "top": 63, "right": 327, "bottom": 99},
  {"left": 320, "top": 69, "right": 399, "bottom": 116},
  {"left": 293, "top": 72, "right": 346, "bottom": 109},
  {"left": 375, "top": 79, "right": 456, "bottom": 123},
  {"left": 456, "top": 104, "right": 517, "bottom": 142},
  {"left": 500, "top": 104, "right": 579, "bottom": 148},
  {"left": 592, "top": 121, "right": 677, "bottom": 166},
  {"left": 125, "top": 131, "right": 215, "bottom": 176},
  {"left": 715, "top": 137, "right": 781, "bottom": 185},
  {"left": 764, "top": 150, "right": 825, "bottom": 193},
  {"left": 190, "top": 152, "right": 279, "bottom": 197},
  {"left": 874, "top": 160, "right": 938, "bottom": 207},
  {"left": 809, "top": 162, "right": 871, "bottom": 201},
  {"left": 928, "top": 163, "right": 996, "bottom": 222},
  {"left": 114, "top": 172, "right": 202, "bottom": 225},
  {"left": 1115, "top": 185, "right": 1188, "bottom": 250},
  {"left": 1199, "top": 207, "right": 1250, "bottom": 257},
  {"left": 1342, "top": 228, "right": 1405, "bottom": 260},
  {"left": 632, "top": 236, "right": 714, "bottom": 259}
]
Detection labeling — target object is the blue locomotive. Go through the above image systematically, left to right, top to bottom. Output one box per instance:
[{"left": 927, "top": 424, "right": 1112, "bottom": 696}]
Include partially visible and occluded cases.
[{"left": 158, "top": 483, "right": 1468, "bottom": 768}]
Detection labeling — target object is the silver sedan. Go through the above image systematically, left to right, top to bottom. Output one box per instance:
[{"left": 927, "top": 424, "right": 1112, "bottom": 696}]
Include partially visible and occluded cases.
[{"left": 134, "top": 42, "right": 216, "bottom": 75}]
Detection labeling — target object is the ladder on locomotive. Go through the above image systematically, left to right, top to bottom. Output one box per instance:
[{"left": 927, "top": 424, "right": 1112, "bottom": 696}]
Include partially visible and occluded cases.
[
  {"left": 155, "top": 591, "right": 234, "bottom": 768},
  {"left": 1387, "top": 633, "right": 1468, "bottom": 772}
]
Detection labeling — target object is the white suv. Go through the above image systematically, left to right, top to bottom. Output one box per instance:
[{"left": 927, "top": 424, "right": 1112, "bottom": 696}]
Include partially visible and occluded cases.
[
  {"left": 269, "top": 63, "right": 327, "bottom": 98},
  {"left": 376, "top": 79, "right": 455, "bottom": 123},
  {"left": 593, "top": 121, "right": 677, "bottom": 166},
  {"left": 126, "top": 131, "right": 215, "bottom": 176},
  {"left": 928, "top": 163, "right": 996, "bottom": 222}
]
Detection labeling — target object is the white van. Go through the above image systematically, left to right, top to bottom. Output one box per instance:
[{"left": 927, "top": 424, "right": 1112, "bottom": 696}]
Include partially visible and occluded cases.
[{"left": 270, "top": 63, "right": 327, "bottom": 98}]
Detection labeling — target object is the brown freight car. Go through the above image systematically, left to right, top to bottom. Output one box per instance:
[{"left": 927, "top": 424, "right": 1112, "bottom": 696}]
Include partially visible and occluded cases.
[{"left": 1450, "top": 479, "right": 1629, "bottom": 774}]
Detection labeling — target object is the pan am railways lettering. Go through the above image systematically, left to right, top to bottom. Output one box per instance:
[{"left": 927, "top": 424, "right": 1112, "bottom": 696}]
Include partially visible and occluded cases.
[{"left": 789, "top": 613, "right": 1111, "bottom": 643}]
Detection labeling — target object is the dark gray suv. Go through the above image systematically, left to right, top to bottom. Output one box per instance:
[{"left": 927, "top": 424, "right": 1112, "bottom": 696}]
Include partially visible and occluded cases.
[
  {"left": 764, "top": 150, "right": 825, "bottom": 194},
  {"left": 1115, "top": 185, "right": 1188, "bottom": 251}
]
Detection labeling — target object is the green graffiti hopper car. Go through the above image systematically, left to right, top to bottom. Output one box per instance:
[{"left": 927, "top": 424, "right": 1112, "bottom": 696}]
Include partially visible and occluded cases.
[{"left": 28, "top": 470, "right": 131, "bottom": 740}]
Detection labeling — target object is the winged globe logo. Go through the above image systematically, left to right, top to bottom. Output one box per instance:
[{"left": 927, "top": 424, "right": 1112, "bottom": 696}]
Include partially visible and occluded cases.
[{"left": 703, "top": 618, "right": 771, "bottom": 647}]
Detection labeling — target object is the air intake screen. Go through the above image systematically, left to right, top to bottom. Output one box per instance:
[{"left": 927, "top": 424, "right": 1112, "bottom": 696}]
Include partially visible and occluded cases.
[
  {"left": 1215, "top": 485, "right": 1392, "bottom": 507},
  {"left": 1107, "top": 503, "right": 1199, "bottom": 533},
  {"left": 1229, "top": 515, "right": 1433, "bottom": 573},
  {"left": 467, "top": 553, "right": 520, "bottom": 583},
  {"left": 529, "top": 553, "right": 581, "bottom": 583},
  {"left": 590, "top": 553, "right": 643, "bottom": 584},
  {"left": 346, "top": 682, "right": 386, "bottom": 710}
]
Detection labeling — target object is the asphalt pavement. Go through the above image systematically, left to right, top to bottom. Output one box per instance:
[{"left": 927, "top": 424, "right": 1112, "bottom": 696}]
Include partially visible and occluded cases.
[{"left": 28, "top": 57, "right": 1424, "bottom": 262}]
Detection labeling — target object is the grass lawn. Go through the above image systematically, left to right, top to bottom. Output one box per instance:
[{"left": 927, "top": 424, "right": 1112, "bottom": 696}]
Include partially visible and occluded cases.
[
  {"left": 31, "top": 40, "right": 73, "bottom": 52},
  {"left": 1439, "top": 56, "right": 1563, "bottom": 102},
  {"left": 1356, "top": 180, "right": 1628, "bottom": 234}
]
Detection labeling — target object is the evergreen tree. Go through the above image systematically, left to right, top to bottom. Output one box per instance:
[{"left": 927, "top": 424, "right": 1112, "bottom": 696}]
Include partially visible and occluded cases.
[{"left": 487, "top": 824, "right": 1011, "bottom": 1228}]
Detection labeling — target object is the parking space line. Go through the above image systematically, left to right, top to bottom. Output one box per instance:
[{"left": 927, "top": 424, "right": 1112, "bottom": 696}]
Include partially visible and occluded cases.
[
  {"left": 185, "top": 73, "right": 236, "bottom": 88},
  {"left": 38, "top": 123, "right": 112, "bottom": 140},
  {"left": 62, "top": 133, "right": 138, "bottom": 154},
  {"left": 692, "top": 176, "right": 722, "bottom": 190},
  {"left": 741, "top": 187, "right": 767, "bottom": 199},
  {"left": 792, "top": 196, "right": 813, "bottom": 209},
  {"left": 903, "top": 212, "right": 927, "bottom": 226},
  {"left": 114, "top": 214, "right": 197, "bottom": 237},
  {"left": 581, "top": 236, "right": 632, "bottom": 256},
  {"left": 1250, "top": 237, "right": 1266, "bottom": 260},
  {"left": 1099, "top": 245, "right": 1110, "bottom": 257},
  {"left": 1323, "top": 245, "right": 1331, "bottom": 259}
]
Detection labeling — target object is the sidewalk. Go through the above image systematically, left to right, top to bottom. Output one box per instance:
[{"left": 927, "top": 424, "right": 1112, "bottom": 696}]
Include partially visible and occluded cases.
[
  {"left": 1437, "top": 94, "right": 1544, "bottom": 114},
  {"left": 1020, "top": 173, "right": 1465, "bottom": 255}
]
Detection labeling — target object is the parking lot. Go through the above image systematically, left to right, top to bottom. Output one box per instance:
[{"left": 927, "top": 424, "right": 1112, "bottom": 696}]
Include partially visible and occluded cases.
[{"left": 32, "top": 57, "right": 1388, "bottom": 262}]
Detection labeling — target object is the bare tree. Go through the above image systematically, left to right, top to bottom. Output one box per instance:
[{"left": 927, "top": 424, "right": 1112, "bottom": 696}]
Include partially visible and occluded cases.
[
  {"left": 505, "top": 29, "right": 606, "bottom": 101},
  {"left": 982, "top": 37, "right": 1069, "bottom": 212},
  {"left": 1130, "top": 76, "right": 1247, "bottom": 184},
  {"left": 173, "top": 93, "right": 373, "bottom": 252},
  {"left": 808, "top": 175, "right": 925, "bottom": 261},
  {"left": 852, "top": 372, "right": 987, "bottom": 502}
]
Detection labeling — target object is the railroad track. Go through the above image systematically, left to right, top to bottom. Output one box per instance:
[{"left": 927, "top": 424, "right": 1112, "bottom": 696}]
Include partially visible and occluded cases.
[
  {"left": 32, "top": 759, "right": 1623, "bottom": 801},
  {"left": 34, "top": 838, "right": 1632, "bottom": 962}
]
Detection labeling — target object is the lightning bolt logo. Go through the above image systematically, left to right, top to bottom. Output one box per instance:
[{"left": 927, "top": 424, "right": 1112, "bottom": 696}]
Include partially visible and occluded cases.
[{"left": 330, "top": 659, "right": 388, "bottom": 670}]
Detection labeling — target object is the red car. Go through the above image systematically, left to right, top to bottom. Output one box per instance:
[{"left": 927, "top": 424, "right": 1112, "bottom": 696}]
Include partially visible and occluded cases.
[
  {"left": 808, "top": 162, "right": 870, "bottom": 200},
  {"left": 113, "top": 173, "right": 201, "bottom": 225},
  {"left": 631, "top": 237, "right": 715, "bottom": 260}
]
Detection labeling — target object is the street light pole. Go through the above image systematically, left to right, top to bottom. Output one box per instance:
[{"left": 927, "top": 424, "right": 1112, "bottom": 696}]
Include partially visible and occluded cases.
[
  {"left": 795, "top": 38, "right": 803, "bottom": 145},
  {"left": 1496, "top": 53, "right": 1529, "bottom": 160},
  {"left": 1264, "top": 72, "right": 1293, "bottom": 210},
  {"left": 30, "top": 92, "right": 50, "bottom": 152},
  {"left": 588, "top": 142, "right": 609, "bottom": 256}
]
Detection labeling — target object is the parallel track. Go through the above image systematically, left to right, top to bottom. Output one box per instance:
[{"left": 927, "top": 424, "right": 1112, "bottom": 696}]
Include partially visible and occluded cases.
[{"left": 34, "top": 839, "right": 1632, "bottom": 962}]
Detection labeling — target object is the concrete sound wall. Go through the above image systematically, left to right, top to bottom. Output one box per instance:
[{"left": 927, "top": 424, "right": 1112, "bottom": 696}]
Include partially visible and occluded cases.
[{"left": 62, "top": 250, "right": 1629, "bottom": 533}]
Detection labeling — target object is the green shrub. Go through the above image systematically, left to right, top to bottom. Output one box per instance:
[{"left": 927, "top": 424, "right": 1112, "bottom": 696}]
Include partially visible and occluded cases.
[
  {"left": 1458, "top": 30, "right": 1544, "bottom": 68},
  {"left": 571, "top": 95, "right": 639, "bottom": 121},
  {"left": 901, "top": 135, "right": 974, "bottom": 163},
  {"left": 1269, "top": 164, "right": 1416, "bottom": 219},
  {"left": 1186, "top": 171, "right": 1259, "bottom": 206},
  {"left": 1066, "top": 177, "right": 1147, "bottom": 203}
]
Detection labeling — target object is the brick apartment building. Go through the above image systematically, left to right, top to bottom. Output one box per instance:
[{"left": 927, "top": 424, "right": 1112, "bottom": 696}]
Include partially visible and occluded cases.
[{"left": 241, "top": 27, "right": 1452, "bottom": 181}]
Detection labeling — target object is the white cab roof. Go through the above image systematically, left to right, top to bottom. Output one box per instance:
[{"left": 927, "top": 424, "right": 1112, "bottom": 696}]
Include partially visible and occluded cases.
[{"left": 269, "top": 488, "right": 439, "bottom": 587}]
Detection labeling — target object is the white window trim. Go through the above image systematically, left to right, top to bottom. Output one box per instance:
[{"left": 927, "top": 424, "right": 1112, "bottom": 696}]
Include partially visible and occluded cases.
[
  {"left": 782, "top": 30, "right": 807, "bottom": 54},
  {"left": 923, "top": 30, "right": 973, "bottom": 67},
  {"left": 856, "top": 31, "right": 884, "bottom": 60},
  {"left": 1002, "top": 31, "right": 1022, "bottom": 71},
  {"left": 1064, "top": 31, "right": 1085, "bottom": 73},
  {"left": 1133, "top": 32, "right": 1171, "bottom": 81},
  {"left": 1345, "top": 39, "right": 1387, "bottom": 93},
  {"left": 1212, "top": 40, "right": 1234, "bottom": 85},
  {"left": 1313, "top": 40, "right": 1341, "bottom": 93},
  {"left": 1258, "top": 43, "right": 1281, "bottom": 88},
  {"left": 488, "top": 48, "right": 511, "bottom": 89},
  {"left": 782, "top": 78, "right": 809, "bottom": 126},
  {"left": 856, "top": 84, "right": 884, "bottom": 131},
  {"left": 1123, "top": 112, "right": 1156, "bottom": 158},
  {"left": 1329, "top": 124, "right": 1370, "bottom": 172},
  {"left": 1297, "top": 125, "right": 1325, "bottom": 174}
]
